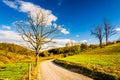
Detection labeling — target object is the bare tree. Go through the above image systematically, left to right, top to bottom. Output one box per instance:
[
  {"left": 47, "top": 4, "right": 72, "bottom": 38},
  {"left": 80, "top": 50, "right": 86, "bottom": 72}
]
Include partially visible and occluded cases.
[
  {"left": 15, "top": 10, "right": 60, "bottom": 65},
  {"left": 104, "top": 19, "right": 116, "bottom": 45},
  {"left": 91, "top": 25, "right": 104, "bottom": 48}
]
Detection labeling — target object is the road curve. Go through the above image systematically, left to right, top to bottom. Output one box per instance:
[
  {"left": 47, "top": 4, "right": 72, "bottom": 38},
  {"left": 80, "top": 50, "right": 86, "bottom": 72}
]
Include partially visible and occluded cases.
[{"left": 38, "top": 60, "right": 93, "bottom": 80}]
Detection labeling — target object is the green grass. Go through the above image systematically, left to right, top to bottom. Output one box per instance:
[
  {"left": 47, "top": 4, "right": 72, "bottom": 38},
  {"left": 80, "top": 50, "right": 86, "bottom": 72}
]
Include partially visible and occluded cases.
[
  {"left": 60, "top": 43, "right": 120, "bottom": 78},
  {"left": 0, "top": 48, "right": 34, "bottom": 80},
  {"left": 0, "top": 62, "right": 29, "bottom": 80}
]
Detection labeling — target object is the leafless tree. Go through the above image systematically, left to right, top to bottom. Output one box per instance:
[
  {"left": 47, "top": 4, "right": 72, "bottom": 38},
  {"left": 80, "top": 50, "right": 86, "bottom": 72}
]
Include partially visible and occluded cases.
[
  {"left": 15, "top": 10, "right": 60, "bottom": 65},
  {"left": 104, "top": 19, "right": 116, "bottom": 45},
  {"left": 91, "top": 25, "right": 104, "bottom": 48}
]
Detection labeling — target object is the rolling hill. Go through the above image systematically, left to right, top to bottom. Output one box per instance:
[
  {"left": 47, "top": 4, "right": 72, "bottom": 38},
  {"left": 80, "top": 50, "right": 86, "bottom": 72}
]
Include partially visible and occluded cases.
[{"left": 55, "top": 43, "right": 120, "bottom": 80}]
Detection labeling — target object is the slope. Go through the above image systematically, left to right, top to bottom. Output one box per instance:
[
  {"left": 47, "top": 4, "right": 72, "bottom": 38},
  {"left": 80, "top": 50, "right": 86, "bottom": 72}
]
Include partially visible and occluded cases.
[{"left": 56, "top": 43, "right": 120, "bottom": 80}]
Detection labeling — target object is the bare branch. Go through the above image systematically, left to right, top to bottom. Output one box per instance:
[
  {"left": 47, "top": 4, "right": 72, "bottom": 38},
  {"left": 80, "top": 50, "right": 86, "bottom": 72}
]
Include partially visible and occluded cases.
[
  {"left": 15, "top": 9, "right": 60, "bottom": 65},
  {"left": 104, "top": 19, "right": 116, "bottom": 44},
  {"left": 91, "top": 25, "right": 104, "bottom": 48}
]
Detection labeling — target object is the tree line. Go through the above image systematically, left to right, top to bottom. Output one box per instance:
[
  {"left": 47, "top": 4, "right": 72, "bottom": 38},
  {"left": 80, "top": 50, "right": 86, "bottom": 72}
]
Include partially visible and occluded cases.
[{"left": 40, "top": 39, "right": 120, "bottom": 57}]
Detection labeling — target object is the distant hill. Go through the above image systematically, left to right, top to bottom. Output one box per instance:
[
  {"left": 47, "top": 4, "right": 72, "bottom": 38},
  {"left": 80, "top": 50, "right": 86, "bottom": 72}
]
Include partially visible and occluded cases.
[
  {"left": 0, "top": 43, "right": 34, "bottom": 65},
  {"left": 0, "top": 43, "right": 34, "bottom": 56}
]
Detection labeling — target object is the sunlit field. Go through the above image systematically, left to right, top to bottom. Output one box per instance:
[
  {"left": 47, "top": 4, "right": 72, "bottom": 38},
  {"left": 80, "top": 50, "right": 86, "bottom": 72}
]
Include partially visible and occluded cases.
[
  {"left": 60, "top": 43, "right": 120, "bottom": 78},
  {"left": 0, "top": 62, "right": 28, "bottom": 80}
]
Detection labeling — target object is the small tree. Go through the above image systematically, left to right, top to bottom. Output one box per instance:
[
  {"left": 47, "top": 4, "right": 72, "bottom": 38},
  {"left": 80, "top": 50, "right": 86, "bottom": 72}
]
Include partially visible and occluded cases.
[
  {"left": 15, "top": 9, "right": 60, "bottom": 65},
  {"left": 104, "top": 19, "right": 116, "bottom": 45},
  {"left": 91, "top": 25, "right": 104, "bottom": 48}
]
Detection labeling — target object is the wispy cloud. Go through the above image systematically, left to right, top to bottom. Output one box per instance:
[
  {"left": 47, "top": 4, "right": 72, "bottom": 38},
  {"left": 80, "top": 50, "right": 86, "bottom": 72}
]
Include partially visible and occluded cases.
[
  {"left": 2, "top": 0, "right": 17, "bottom": 9},
  {"left": 53, "top": 23, "right": 69, "bottom": 34},
  {"left": 1, "top": 25, "right": 11, "bottom": 30},
  {"left": 114, "top": 28, "right": 120, "bottom": 31}
]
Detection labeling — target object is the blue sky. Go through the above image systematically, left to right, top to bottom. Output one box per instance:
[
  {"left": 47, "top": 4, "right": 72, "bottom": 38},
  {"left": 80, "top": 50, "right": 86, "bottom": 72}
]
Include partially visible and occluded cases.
[{"left": 0, "top": 0, "right": 120, "bottom": 46}]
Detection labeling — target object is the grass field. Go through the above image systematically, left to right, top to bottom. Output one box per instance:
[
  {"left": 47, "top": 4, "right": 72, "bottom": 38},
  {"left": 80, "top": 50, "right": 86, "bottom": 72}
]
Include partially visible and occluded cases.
[
  {"left": 60, "top": 43, "right": 120, "bottom": 79},
  {"left": 0, "top": 48, "right": 34, "bottom": 80},
  {"left": 0, "top": 62, "right": 29, "bottom": 80}
]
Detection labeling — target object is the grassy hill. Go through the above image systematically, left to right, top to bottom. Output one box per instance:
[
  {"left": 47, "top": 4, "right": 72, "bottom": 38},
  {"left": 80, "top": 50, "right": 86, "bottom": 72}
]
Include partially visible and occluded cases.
[
  {"left": 0, "top": 43, "right": 35, "bottom": 80},
  {"left": 0, "top": 43, "right": 35, "bottom": 64},
  {"left": 55, "top": 43, "right": 120, "bottom": 80}
]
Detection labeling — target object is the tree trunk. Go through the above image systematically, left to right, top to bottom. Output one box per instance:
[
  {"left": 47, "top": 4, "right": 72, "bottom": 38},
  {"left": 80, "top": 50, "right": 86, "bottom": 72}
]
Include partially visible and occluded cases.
[
  {"left": 106, "top": 35, "right": 108, "bottom": 45},
  {"left": 99, "top": 39, "right": 102, "bottom": 48},
  {"left": 35, "top": 53, "right": 39, "bottom": 66}
]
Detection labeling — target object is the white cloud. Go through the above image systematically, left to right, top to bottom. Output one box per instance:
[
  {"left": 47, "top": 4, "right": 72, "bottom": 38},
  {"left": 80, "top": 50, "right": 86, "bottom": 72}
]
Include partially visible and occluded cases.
[
  {"left": 2, "top": 0, "right": 70, "bottom": 47},
  {"left": 3, "top": 0, "right": 17, "bottom": 9},
  {"left": 3, "top": 0, "right": 57, "bottom": 26},
  {"left": 3, "top": 0, "right": 70, "bottom": 34},
  {"left": 18, "top": 0, "right": 58, "bottom": 25},
  {"left": 53, "top": 24, "right": 69, "bottom": 34},
  {"left": 1, "top": 25, "right": 11, "bottom": 30},
  {"left": 61, "top": 28, "right": 69, "bottom": 34},
  {"left": 114, "top": 28, "right": 120, "bottom": 31},
  {"left": 0, "top": 29, "right": 71, "bottom": 49},
  {"left": 0, "top": 30, "right": 24, "bottom": 45},
  {"left": 80, "top": 40, "right": 88, "bottom": 43}
]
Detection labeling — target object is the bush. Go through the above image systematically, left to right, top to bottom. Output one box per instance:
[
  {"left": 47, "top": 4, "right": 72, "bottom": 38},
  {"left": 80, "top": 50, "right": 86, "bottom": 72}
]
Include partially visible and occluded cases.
[
  {"left": 116, "top": 40, "right": 120, "bottom": 43},
  {"left": 107, "top": 41, "right": 115, "bottom": 45},
  {"left": 80, "top": 43, "right": 88, "bottom": 51},
  {"left": 89, "top": 44, "right": 99, "bottom": 49},
  {"left": 48, "top": 45, "right": 80, "bottom": 55}
]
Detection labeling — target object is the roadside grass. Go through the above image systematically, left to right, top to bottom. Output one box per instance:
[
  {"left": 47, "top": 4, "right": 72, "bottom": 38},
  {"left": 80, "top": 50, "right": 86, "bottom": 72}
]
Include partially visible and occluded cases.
[
  {"left": 59, "top": 43, "right": 120, "bottom": 79},
  {"left": 0, "top": 49, "right": 35, "bottom": 80}
]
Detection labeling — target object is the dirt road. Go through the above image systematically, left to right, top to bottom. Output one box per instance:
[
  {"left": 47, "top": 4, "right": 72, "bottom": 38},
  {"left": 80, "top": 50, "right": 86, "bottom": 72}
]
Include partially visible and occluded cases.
[{"left": 38, "top": 60, "right": 93, "bottom": 80}]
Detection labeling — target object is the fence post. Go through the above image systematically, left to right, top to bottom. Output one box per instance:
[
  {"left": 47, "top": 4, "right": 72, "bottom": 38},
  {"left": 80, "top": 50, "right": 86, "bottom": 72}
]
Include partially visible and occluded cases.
[{"left": 28, "top": 63, "right": 31, "bottom": 80}]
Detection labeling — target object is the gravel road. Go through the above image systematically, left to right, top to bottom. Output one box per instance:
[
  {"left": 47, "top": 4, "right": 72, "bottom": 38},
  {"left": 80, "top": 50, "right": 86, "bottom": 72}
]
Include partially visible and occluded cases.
[{"left": 38, "top": 60, "right": 93, "bottom": 80}]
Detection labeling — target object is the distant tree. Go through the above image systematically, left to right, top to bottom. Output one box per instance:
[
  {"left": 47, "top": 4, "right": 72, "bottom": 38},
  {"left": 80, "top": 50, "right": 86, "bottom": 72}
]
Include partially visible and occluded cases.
[
  {"left": 15, "top": 9, "right": 60, "bottom": 65},
  {"left": 104, "top": 19, "right": 116, "bottom": 45},
  {"left": 91, "top": 25, "right": 104, "bottom": 48}
]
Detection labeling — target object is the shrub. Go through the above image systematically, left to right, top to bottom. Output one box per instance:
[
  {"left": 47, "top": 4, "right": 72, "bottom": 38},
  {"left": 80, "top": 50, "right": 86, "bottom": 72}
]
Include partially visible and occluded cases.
[
  {"left": 116, "top": 40, "right": 120, "bottom": 43},
  {"left": 107, "top": 41, "right": 115, "bottom": 45},
  {"left": 80, "top": 43, "right": 88, "bottom": 51},
  {"left": 89, "top": 44, "right": 99, "bottom": 49},
  {"left": 48, "top": 45, "right": 80, "bottom": 55}
]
